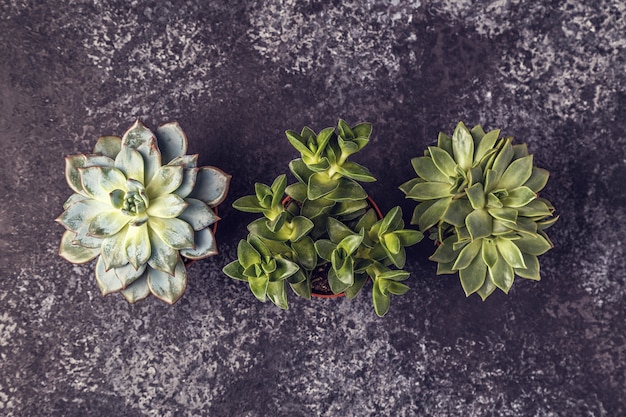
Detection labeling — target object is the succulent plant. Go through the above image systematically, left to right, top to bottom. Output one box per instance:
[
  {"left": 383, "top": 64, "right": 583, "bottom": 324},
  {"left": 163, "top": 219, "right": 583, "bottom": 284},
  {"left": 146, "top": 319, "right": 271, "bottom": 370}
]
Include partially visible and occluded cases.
[
  {"left": 57, "top": 119, "right": 231, "bottom": 304},
  {"left": 224, "top": 120, "right": 422, "bottom": 316},
  {"left": 400, "top": 121, "right": 558, "bottom": 300}
]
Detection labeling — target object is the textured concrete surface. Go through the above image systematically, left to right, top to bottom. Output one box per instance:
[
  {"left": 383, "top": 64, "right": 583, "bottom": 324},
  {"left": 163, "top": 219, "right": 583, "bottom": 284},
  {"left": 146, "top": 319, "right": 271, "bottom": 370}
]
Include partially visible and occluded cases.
[{"left": 1, "top": 0, "right": 625, "bottom": 416}]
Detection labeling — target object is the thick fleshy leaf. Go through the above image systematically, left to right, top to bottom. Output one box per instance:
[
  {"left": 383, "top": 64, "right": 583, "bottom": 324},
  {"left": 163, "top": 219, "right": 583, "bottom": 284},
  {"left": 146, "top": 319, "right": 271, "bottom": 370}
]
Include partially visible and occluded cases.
[
  {"left": 122, "top": 119, "right": 155, "bottom": 149},
  {"left": 155, "top": 122, "right": 188, "bottom": 164},
  {"left": 452, "top": 122, "right": 474, "bottom": 169},
  {"left": 474, "top": 129, "right": 500, "bottom": 163},
  {"left": 286, "top": 130, "right": 313, "bottom": 157},
  {"left": 437, "top": 132, "right": 453, "bottom": 155},
  {"left": 93, "top": 135, "right": 122, "bottom": 159},
  {"left": 491, "top": 138, "right": 514, "bottom": 177},
  {"left": 114, "top": 146, "right": 144, "bottom": 184},
  {"left": 428, "top": 146, "right": 457, "bottom": 177},
  {"left": 64, "top": 154, "right": 116, "bottom": 196},
  {"left": 65, "top": 154, "right": 88, "bottom": 194},
  {"left": 498, "top": 155, "right": 533, "bottom": 190},
  {"left": 411, "top": 156, "right": 450, "bottom": 183},
  {"left": 288, "top": 158, "right": 314, "bottom": 184},
  {"left": 336, "top": 161, "right": 376, "bottom": 182},
  {"left": 146, "top": 165, "right": 184, "bottom": 199},
  {"left": 80, "top": 166, "right": 127, "bottom": 202},
  {"left": 188, "top": 167, "right": 231, "bottom": 207},
  {"left": 524, "top": 167, "right": 550, "bottom": 193},
  {"left": 308, "top": 172, "right": 339, "bottom": 200},
  {"left": 326, "top": 178, "right": 367, "bottom": 201},
  {"left": 406, "top": 182, "right": 453, "bottom": 201},
  {"left": 466, "top": 183, "right": 486, "bottom": 210},
  {"left": 501, "top": 186, "right": 536, "bottom": 208},
  {"left": 63, "top": 193, "right": 88, "bottom": 210},
  {"left": 147, "top": 194, "right": 188, "bottom": 218},
  {"left": 232, "top": 195, "right": 264, "bottom": 213},
  {"left": 417, "top": 197, "right": 452, "bottom": 231},
  {"left": 178, "top": 198, "right": 219, "bottom": 231},
  {"left": 442, "top": 198, "right": 473, "bottom": 227},
  {"left": 56, "top": 199, "right": 110, "bottom": 233},
  {"left": 516, "top": 199, "right": 553, "bottom": 218},
  {"left": 488, "top": 207, "right": 518, "bottom": 223},
  {"left": 465, "top": 209, "right": 492, "bottom": 240},
  {"left": 88, "top": 210, "right": 130, "bottom": 238},
  {"left": 289, "top": 216, "right": 314, "bottom": 242},
  {"left": 148, "top": 217, "right": 194, "bottom": 250},
  {"left": 124, "top": 222, "right": 151, "bottom": 270},
  {"left": 100, "top": 225, "right": 129, "bottom": 269},
  {"left": 180, "top": 227, "right": 218, "bottom": 259},
  {"left": 147, "top": 228, "right": 178, "bottom": 275},
  {"left": 395, "top": 229, "right": 423, "bottom": 246},
  {"left": 59, "top": 230, "right": 100, "bottom": 264},
  {"left": 513, "top": 233, "right": 553, "bottom": 255},
  {"left": 291, "top": 237, "right": 317, "bottom": 270},
  {"left": 496, "top": 237, "right": 526, "bottom": 268},
  {"left": 429, "top": 238, "right": 458, "bottom": 264},
  {"left": 481, "top": 238, "right": 498, "bottom": 268},
  {"left": 238, "top": 239, "right": 262, "bottom": 269},
  {"left": 315, "top": 239, "right": 336, "bottom": 261},
  {"left": 452, "top": 239, "right": 481, "bottom": 270},
  {"left": 515, "top": 253, "right": 541, "bottom": 280},
  {"left": 459, "top": 254, "right": 487, "bottom": 296},
  {"left": 489, "top": 254, "right": 514, "bottom": 293},
  {"left": 95, "top": 256, "right": 124, "bottom": 295},
  {"left": 270, "top": 258, "right": 300, "bottom": 281},
  {"left": 148, "top": 260, "right": 188, "bottom": 304},
  {"left": 222, "top": 261, "right": 248, "bottom": 281},
  {"left": 328, "top": 262, "right": 353, "bottom": 294},
  {"left": 114, "top": 263, "right": 147, "bottom": 288},
  {"left": 120, "top": 274, "right": 151, "bottom": 303},
  {"left": 476, "top": 274, "right": 497, "bottom": 300},
  {"left": 248, "top": 275, "right": 269, "bottom": 302},
  {"left": 372, "top": 279, "right": 391, "bottom": 317},
  {"left": 267, "top": 281, "right": 288, "bottom": 309}
]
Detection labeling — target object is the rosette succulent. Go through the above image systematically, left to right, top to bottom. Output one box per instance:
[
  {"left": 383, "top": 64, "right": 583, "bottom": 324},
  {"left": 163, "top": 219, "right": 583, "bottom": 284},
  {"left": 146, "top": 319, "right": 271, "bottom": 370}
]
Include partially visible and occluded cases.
[
  {"left": 57, "top": 120, "right": 231, "bottom": 304},
  {"left": 224, "top": 120, "right": 422, "bottom": 316},
  {"left": 400, "top": 122, "right": 558, "bottom": 299}
]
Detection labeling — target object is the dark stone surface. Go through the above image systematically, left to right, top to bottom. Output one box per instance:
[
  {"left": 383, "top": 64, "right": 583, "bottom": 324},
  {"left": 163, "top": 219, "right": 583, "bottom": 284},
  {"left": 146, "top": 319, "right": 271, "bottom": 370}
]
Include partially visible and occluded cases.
[{"left": 1, "top": 1, "right": 624, "bottom": 415}]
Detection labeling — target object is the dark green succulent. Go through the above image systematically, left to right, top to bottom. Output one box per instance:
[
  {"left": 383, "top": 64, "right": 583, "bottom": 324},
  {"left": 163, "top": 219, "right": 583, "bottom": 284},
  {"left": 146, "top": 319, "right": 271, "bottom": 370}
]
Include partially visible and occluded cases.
[
  {"left": 224, "top": 120, "right": 422, "bottom": 316},
  {"left": 400, "top": 122, "right": 557, "bottom": 299}
]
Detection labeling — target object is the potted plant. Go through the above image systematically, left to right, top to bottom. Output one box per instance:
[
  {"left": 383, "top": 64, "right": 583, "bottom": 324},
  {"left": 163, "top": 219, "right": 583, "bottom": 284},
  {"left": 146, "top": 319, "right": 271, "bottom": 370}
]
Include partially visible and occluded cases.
[
  {"left": 56, "top": 119, "right": 231, "bottom": 304},
  {"left": 223, "top": 120, "right": 423, "bottom": 316},
  {"left": 400, "top": 121, "right": 558, "bottom": 299}
]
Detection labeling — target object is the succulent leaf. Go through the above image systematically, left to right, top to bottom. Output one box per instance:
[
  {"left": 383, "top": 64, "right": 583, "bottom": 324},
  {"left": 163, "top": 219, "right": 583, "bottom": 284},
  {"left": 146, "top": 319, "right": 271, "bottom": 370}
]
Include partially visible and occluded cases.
[
  {"left": 59, "top": 119, "right": 228, "bottom": 304},
  {"left": 155, "top": 122, "right": 188, "bottom": 164},
  {"left": 93, "top": 136, "right": 122, "bottom": 159},
  {"left": 188, "top": 167, "right": 232, "bottom": 207},
  {"left": 181, "top": 227, "right": 218, "bottom": 259},
  {"left": 59, "top": 230, "right": 100, "bottom": 264},
  {"left": 95, "top": 256, "right": 124, "bottom": 295},
  {"left": 147, "top": 260, "right": 187, "bottom": 304},
  {"left": 120, "top": 275, "right": 151, "bottom": 303}
]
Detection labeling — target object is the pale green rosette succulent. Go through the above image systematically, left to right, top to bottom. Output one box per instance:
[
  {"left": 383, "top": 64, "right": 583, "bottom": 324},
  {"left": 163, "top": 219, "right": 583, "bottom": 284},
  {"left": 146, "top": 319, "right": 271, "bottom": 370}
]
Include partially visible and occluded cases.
[{"left": 56, "top": 120, "right": 231, "bottom": 304}]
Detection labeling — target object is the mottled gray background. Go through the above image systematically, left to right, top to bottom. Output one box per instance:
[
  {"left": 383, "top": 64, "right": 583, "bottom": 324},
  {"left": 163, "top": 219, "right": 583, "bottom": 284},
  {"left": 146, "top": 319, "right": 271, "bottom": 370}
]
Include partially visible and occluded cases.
[{"left": 1, "top": 0, "right": 624, "bottom": 416}]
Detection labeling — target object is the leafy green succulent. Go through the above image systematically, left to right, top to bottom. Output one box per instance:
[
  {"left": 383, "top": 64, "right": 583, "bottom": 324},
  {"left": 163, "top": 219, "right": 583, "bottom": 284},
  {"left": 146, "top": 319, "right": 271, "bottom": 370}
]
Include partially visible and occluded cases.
[
  {"left": 57, "top": 119, "right": 231, "bottom": 304},
  {"left": 224, "top": 120, "right": 422, "bottom": 316},
  {"left": 400, "top": 121, "right": 558, "bottom": 300}
]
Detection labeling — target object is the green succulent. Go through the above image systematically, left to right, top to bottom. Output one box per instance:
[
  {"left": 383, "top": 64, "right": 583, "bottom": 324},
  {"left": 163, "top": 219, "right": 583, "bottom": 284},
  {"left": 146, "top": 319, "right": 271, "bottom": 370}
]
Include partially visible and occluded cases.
[
  {"left": 57, "top": 119, "right": 231, "bottom": 304},
  {"left": 224, "top": 120, "right": 422, "bottom": 316},
  {"left": 400, "top": 122, "right": 558, "bottom": 300}
]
